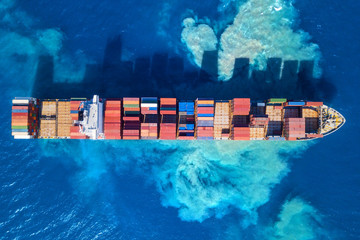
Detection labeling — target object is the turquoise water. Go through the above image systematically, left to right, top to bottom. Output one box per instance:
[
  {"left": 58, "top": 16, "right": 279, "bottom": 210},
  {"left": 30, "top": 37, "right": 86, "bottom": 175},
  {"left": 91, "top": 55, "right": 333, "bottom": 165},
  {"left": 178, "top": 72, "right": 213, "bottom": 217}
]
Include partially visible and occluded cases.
[{"left": 1, "top": 0, "right": 359, "bottom": 239}]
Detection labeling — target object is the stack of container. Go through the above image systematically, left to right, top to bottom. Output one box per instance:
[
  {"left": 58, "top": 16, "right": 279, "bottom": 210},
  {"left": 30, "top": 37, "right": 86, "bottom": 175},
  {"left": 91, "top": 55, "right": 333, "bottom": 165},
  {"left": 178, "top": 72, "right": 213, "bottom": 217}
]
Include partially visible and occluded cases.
[
  {"left": 141, "top": 97, "right": 158, "bottom": 139},
  {"left": 141, "top": 97, "right": 158, "bottom": 115},
  {"left": 11, "top": 98, "right": 39, "bottom": 139},
  {"left": 70, "top": 98, "right": 87, "bottom": 139},
  {"left": 123, "top": 98, "right": 140, "bottom": 139},
  {"left": 159, "top": 98, "right": 177, "bottom": 139},
  {"left": 195, "top": 98, "right": 214, "bottom": 140},
  {"left": 231, "top": 98, "right": 250, "bottom": 140},
  {"left": 232, "top": 98, "right": 251, "bottom": 115},
  {"left": 70, "top": 99, "right": 83, "bottom": 122},
  {"left": 104, "top": 99, "right": 122, "bottom": 139},
  {"left": 266, "top": 99, "right": 285, "bottom": 136},
  {"left": 39, "top": 100, "right": 57, "bottom": 138},
  {"left": 57, "top": 100, "right": 72, "bottom": 138},
  {"left": 177, "top": 101, "right": 195, "bottom": 140},
  {"left": 214, "top": 101, "right": 230, "bottom": 140},
  {"left": 250, "top": 102, "right": 266, "bottom": 115},
  {"left": 303, "top": 102, "right": 322, "bottom": 134},
  {"left": 302, "top": 106, "right": 319, "bottom": 134},
  {"left": 283, "top": 107, "right": 300, "bottom": 118},
  {"left": 249, "top": 115, "right": 269, "bottom": 140},
  {"left": 250, "top": 115, "right": 269, "bottom": 126},
  {"left": 284, "top": 118, "right": 306, "bottom": 140},
  {"left": 70, "top": 126, "right": 87, "bottom": 139}
]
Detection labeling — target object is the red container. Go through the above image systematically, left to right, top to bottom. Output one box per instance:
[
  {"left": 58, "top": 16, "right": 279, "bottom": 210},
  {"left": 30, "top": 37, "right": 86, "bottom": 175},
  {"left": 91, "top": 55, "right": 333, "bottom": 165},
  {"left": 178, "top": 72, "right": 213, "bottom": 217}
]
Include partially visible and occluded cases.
[
  {"left": 233, "top": 98, "right": 250, "bottom": 103},
  {"left": 305, "top": 102, "right": 323, "bottom": 107},
  {"left": 12, "top": 106, "right": 29, "bottom": 110},
  {"left": 197, "top": 107, "right": 214, "bottom": 111},
  {"left": 160, "top": 110, "right": 176, "bottom": 115},
  {"left": 197, "top": 110, "right": 214, "bottom": 114},
  {"left": 12, "top": 113, "right": 28, "bottom": 117},
  {"left": 123, "top": 116, "right": 140, "bottom": 121},
  {"left": 306, "top": 133, "right": 323, "bottom": 138},
  {"left": 70, "top": 136, "right": 87, "bottom": 139},
  {"left": 123, "top": 136, "right": 140, "bottom": 140},
  {"left": 177, "top": 136, "right": 194, "bottom": 140},
  {"left": 233, "top": 137, "right": 250, "bottom": 140}
]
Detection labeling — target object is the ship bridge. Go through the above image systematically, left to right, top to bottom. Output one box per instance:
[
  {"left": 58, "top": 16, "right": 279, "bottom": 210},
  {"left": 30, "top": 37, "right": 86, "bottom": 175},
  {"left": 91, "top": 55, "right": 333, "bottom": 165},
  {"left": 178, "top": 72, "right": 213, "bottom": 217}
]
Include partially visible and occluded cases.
[
  {"left": 79, "top": 95, "right": 104, "bottom": 139},
  {"left": 320, "top": 105, "right": 346, "bottom": 136}
]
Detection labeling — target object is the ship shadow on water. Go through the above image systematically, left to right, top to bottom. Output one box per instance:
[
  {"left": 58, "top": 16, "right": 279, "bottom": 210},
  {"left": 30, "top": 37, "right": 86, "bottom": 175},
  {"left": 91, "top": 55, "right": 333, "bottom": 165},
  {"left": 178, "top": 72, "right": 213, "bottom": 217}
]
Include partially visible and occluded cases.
[{"left": 32, "top": 35, "right": 336, "bottom": 102}]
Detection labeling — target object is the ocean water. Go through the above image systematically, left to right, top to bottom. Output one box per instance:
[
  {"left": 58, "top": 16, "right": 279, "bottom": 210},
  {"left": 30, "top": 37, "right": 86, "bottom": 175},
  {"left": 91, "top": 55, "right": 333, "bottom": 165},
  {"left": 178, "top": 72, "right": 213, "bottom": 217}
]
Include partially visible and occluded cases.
[{"left": 1, "top": 0, "right": 360, "bottom": 239}]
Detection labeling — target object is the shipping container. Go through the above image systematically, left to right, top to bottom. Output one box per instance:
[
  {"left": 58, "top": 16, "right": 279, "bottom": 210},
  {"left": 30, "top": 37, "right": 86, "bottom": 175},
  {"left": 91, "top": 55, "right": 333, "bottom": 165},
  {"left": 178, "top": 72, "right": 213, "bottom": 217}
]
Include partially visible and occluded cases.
[
  {"left": 122, "top": 98, "right": 140, "bottom": 139},
  {"left": 141, "top": 98, "right": 159, "bottom": 139},
  {"left": 177, "top": 101, "right": 195, "bottom": 140}
]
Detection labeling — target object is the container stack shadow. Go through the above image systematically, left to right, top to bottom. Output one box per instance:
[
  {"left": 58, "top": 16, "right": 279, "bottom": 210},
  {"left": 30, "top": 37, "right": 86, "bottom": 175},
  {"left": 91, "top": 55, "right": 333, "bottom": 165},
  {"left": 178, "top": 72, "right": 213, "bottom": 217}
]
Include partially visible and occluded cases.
[{"left": 32, "top": 35, "right": 336, "bottom": 102}]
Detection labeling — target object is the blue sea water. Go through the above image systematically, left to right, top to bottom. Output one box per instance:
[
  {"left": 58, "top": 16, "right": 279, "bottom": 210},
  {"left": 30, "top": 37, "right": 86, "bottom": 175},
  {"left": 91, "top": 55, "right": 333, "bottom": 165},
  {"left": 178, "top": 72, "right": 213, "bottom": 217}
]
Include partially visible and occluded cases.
[{"left": 1, "top": 0, "right": 360, "bottom": 239}]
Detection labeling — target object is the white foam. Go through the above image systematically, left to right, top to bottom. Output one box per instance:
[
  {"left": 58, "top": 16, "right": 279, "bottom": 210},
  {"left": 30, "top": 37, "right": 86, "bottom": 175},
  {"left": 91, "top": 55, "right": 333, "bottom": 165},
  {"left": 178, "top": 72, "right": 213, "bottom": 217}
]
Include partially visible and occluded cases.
[
  {"left": 181, "top": 0, "right": 322, "bottom": 80},
  {"left": 181, "top": 18, "right": 218, "bottom": 67},
  {"left": 37, "top": 29, "right": 64, "bottom": 56},
  {"left": 40, "top": 140, "right": 311, "bottom": 223},
  {"left": 151, "top": 141, "right": 310, "bottom": 222},
  {"left": 266, "top": 197, "right": 326, "bottom": 240}
]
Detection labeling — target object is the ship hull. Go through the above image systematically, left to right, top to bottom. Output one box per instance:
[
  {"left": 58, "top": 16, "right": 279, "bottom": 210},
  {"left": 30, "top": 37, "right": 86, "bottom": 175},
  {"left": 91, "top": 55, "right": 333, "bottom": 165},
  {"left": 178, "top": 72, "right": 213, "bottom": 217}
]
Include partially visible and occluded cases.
[{"left": 11, "top": 96, "right": 345, "bottom": 141}]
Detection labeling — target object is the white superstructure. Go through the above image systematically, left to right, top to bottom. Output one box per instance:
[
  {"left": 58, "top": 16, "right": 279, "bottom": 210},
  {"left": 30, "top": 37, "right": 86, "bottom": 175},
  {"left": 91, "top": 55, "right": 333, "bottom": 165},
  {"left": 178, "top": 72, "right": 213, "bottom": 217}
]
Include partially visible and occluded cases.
[{"left": 79, "top": 95, "right": 104, "bottom": 139}]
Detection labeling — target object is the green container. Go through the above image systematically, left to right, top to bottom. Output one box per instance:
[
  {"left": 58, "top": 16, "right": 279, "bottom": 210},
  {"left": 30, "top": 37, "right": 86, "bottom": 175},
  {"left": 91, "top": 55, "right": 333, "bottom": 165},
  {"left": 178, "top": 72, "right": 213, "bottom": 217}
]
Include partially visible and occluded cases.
[
  {"left": 71, "top": 98, "right": 87, "bottom": 101},
  {"left": 269, "top": 98, "right": 287, "bottom": 103},
  {"left": 141, "top": 99, "right": 158, "bottom": 103},
  {"left": 124, "top": 104, "right": 139, "bottom": 108},
  {"left": 125, "top": 111, "right": 140, "bottom": 115},
  {"left": 12, "top": 125, "right": 28, "bottom": 129}
]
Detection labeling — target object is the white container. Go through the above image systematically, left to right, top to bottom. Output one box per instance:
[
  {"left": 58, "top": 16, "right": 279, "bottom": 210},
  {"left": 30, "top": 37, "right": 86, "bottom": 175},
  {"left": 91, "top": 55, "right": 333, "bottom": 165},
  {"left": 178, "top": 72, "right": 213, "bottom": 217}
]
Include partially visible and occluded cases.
[
  {"left": 12, "top": 100, "right": 29, "bottom": 105},
  {"left": 141, "top": 103, "right": 158, "bottom": 107},
  {"left": 11, "top": 132, "right": 29, "bottom": 136},
  {"left": 14, "top": 135, "right": 32, "bottom": 139}
]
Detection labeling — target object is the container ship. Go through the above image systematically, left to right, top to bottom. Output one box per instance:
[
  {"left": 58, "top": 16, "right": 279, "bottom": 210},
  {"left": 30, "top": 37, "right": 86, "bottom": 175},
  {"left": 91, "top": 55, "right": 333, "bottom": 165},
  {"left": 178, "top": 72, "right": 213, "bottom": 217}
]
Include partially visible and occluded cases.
[{"left": 10, "top": 95, "right": 345, "bottom": 141}]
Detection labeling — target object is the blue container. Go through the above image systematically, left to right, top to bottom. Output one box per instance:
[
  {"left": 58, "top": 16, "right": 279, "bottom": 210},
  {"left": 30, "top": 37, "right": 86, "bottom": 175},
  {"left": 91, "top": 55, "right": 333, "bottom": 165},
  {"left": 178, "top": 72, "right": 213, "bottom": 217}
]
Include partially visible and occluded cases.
[
  {"left": 14, "top": 97, "right": 31, "bottom": 100},
  {"left": 141, "top": 97, "right": 157, "bottom": 102},
  {"left": 288, "top": 101, "right": 305, "bottom": 106},
  {"left": 197, "top": 104, "right": 214, "bottom": 107},
  {"left": 149, "top": 107, "right": 158, "bottom": 110},
  {"left": 12, "top": 109, "right": 28, "bottom": 113},
  {"left": 70, "top": 110, "right": 78, "bottom": 114},
  {"left": 197, "top": 114, "right": 214, "bottom": 117},
  {"left": 253, "top": 114, "right": 268, "bottom": 118},
  {"left": 197, "top": 120, "right": 214, "bottom": 126},
  {"left": 186, "top": 124, "right": 194, "bottom": 130},
  {"left": 179, "top": 127, "right": 186, "bottom": 130},
  {"left": 12, "top": 129, "right": 28, "bottom": 132},
  {"left": 268, "top": 136, "right": 286, "bottom": 141},
  {"left": 197, "top": 137, "right": 214, "bottom": 140}
]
